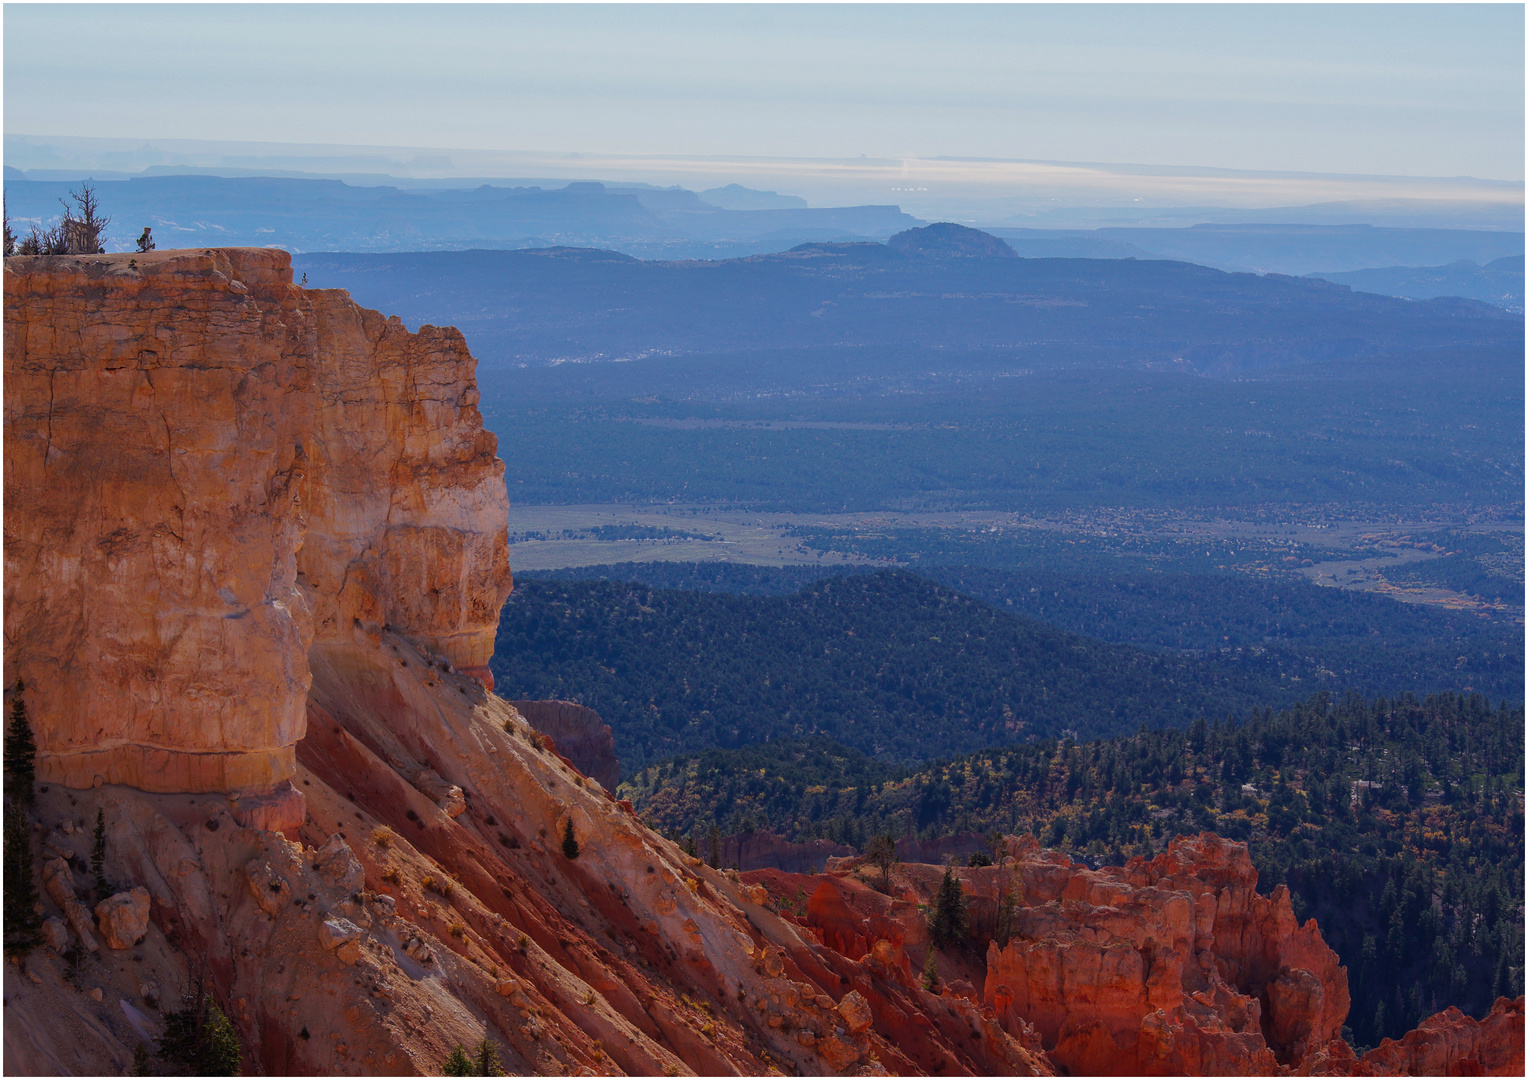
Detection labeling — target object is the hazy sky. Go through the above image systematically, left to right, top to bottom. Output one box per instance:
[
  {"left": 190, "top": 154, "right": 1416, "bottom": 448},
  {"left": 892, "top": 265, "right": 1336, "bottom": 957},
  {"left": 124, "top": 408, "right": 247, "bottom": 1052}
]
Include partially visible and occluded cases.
[{"left": 5, "top": 3, "right": 1524, "bottom": 181}]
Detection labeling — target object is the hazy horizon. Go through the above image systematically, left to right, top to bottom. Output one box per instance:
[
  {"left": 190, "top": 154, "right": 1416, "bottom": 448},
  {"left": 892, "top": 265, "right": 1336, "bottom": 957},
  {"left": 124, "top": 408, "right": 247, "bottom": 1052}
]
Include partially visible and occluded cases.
[{"left": 6, "top": 5, "right": 1523, "bottom": 196}]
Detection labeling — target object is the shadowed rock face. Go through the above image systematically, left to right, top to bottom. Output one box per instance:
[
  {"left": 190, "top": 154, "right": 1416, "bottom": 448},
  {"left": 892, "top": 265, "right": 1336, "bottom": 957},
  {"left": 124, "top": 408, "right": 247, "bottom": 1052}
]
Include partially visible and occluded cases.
[
  {"left": 3, "top": 248, "right": 511, "bottom": 794},
  {"left": 509, "top": 700, "right": 620, "bottom": 791}
]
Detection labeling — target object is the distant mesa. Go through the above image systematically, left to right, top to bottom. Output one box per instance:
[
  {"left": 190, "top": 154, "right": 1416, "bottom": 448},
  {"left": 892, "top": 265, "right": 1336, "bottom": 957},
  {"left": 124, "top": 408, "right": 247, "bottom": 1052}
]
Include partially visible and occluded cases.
[
  {"left": 700, "top": 183, "right": 809, "bottom": 211},
  {"left": 887, "top": 222, "right": 1019, "bottom": 259}
]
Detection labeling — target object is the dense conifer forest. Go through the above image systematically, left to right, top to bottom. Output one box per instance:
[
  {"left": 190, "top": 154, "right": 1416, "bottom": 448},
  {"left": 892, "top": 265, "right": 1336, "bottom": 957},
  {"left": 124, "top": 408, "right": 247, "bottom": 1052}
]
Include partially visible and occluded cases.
[
  {"left": 522, "top": 560, "right": 1523, "bottom": 704},
  {"left": 491, "top": 573, "right": 1301, "bottom": 767},
  {"left": 621, "top": 691, "right": 1524, "bottom": 1051}
]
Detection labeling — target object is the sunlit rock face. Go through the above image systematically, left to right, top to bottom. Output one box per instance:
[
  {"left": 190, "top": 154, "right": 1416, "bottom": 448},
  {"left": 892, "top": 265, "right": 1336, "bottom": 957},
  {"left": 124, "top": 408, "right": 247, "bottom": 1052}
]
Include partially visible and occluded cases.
[
  {"left": 3, "top": 248, "right": 510, "bottom": 794},
  {"left": 983, "top": 833, "right": 1349, "bottom": 1075}
]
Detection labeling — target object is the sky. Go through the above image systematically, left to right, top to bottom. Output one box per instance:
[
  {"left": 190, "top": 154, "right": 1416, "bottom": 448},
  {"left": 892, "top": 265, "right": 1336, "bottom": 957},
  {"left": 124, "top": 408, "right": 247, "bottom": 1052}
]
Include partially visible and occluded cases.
[{"left": 5, "top": 3, "right": 1523, "bottom": 183}]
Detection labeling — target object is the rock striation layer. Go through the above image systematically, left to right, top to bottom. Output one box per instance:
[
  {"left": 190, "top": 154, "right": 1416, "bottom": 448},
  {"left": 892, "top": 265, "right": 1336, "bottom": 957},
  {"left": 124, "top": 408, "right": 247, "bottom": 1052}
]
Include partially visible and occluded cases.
[{"left": 3, "top": 249, "right": 511, "bottom": 794}]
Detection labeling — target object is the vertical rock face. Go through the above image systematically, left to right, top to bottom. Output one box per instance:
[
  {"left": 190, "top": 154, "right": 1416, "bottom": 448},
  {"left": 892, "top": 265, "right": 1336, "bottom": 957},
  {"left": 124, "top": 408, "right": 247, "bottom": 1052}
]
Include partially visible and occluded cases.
[
  {"left": 3, "top": 249, "right": 511, "bottom": 794},
  {"left": 299, "top": 292, "right": 511, "bottom": 684},
  {"left": 509, "top": 699, "right": 620, "bottom": 789}
]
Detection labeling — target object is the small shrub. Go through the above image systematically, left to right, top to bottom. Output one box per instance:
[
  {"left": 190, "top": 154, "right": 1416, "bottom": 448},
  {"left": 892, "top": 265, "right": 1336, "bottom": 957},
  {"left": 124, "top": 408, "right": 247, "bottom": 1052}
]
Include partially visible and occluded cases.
[
  {"left": 561, "top": 819, "right": 580, "bottom": 860},
  {"left": 371, "top": 826, "right": 395, "bottom": 848},
  {"left": 381, "top": 867, "right": 400, "bottom": 885},
  {"left": 422, "top": 875, "right": 455, "bottom": 899},
  {"left": 448, "top": 921, "right": 466, "bottom": 939},
  {"left": 516, "top": 933, "right": 529, "bottom": 952}
]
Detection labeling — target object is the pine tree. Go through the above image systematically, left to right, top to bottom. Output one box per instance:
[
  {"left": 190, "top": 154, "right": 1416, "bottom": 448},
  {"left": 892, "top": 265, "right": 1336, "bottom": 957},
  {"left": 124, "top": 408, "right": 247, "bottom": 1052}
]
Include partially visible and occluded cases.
[
  {"left": 5, "top": 682, "right": 37, "bottom": 808},
  {"left": 3, "top": 808, "right": 43, "bottom": 957},
  {"left": 92, "top": 808, "right": 110, "bottom": 899},
  {"left": 561, "top": 818, "right": 580, "bottom": 860},
  {"left": 707, "top": 823, "right": 722, "bottom": 868},
  {"left": 928, "top": 865, "right": 967, "bottom": 947},
  {"left": 995, "top": 886, "right": 1019, "bottom": 948},
  {"left": 921, "top": 947, "right": 939, "bottom": 992},
  {"left": 158, "top": 986, "right": 243, "bottom": 1075},
  {"left": 200, "top": 1001, "right": 243, "bottom": 1076},
  {"left": 473, "top": 1037, "right": 505, "bottom": 1076},
  {"left": 442, "top": 1044, "right": 474, "bottom": 1076}
]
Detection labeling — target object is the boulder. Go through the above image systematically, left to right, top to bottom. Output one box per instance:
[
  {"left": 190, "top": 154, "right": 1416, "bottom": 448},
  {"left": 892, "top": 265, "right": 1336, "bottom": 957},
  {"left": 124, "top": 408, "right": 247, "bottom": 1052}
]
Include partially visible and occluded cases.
[
  {"left": 311, "top": 834, "right": 365, "bottom": 896},
  {"left": 245, "top": 858, "right": 293, "bottom": 917},
  {"left": 94, "top": 888, "right": 151, "bottom": 949},
  {"left": 41, "top": 916, "right": 70, "bottom": 953},
  {"left": 317, "top": 918, "right": 363, "bottom": 952},
  {"left": 836, "top": 990, "right": 873, "bottom": 1035},
  {"left": 817, "top": 1032, "right": 862, "bottom": 1072}
]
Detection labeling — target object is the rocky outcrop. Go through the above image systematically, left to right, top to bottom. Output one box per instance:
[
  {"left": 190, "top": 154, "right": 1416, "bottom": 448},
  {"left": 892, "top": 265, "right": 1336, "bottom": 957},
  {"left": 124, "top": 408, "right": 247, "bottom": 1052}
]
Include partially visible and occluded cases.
[
  {"left": 3, "top": 249, "right": 510, "bottom": 794},
  {"left": 509, "top": 700, "right": 620, "bottom": 790},
  {"left": 983, "top": 833, "right": 1346, "bottom": 1075},
  {"left": 40, "top": 857, "right": 100, "bottom": 952},
  {"left": 1346, "top": 996, "right": 1524, "bottom": 1077}
]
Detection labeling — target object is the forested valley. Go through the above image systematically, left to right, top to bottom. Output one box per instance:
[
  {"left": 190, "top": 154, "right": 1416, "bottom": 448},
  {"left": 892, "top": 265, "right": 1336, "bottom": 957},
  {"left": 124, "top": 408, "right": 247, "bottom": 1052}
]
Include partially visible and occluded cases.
[
  {"left": 491, "top": 572, "right": 1305, "bottom": 767},
  {"left": 621, "top": 691, "right": 1525, "bottom": 1051}
]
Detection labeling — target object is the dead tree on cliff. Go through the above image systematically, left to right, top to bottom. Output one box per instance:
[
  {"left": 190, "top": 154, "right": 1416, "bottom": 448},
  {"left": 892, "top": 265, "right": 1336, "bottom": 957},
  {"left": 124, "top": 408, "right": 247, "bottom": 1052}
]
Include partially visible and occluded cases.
[
  {"left": 57, "top": 183, "right": 110, "bottom": 254},
  {"left": 986, "top": 828, "right": 1008, "bottom": 870},
  {"left": 865, "top": 833, "right": 898, "bottom": 892}
]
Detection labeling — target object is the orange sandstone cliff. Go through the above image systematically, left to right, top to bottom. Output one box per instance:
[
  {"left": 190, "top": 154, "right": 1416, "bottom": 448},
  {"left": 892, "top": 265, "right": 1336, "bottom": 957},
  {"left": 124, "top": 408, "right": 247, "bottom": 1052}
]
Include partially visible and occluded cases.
[
  {"left": 3, "top": 249, "right": 510, "bottom": 796},
  {"left": 3, "top": 250, "right": 1518, "bottom": 1078}
]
